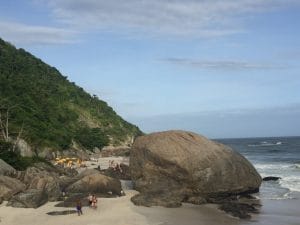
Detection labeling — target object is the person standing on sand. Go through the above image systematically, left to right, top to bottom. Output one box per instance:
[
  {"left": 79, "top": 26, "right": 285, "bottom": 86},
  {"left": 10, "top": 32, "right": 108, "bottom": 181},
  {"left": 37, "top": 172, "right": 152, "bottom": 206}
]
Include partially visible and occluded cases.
[
  {"left": 88, "top": 193, "right": 93, "bottom": 207},
  {"left": 92, "top": 195, "right": 98, "bottom": 209},
  {"left": 76, "top": 200, "right": 83, "bottom": 216}
]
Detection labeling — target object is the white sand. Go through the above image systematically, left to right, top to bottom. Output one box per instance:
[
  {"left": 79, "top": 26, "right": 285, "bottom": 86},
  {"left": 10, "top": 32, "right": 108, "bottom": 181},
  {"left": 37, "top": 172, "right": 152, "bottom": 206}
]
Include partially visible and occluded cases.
[
  {"left": 0, "top": 190, "right": 238, "bottom": 225},
  {"left": 0, "top": 191, "right": 148, "bottom": 225}
]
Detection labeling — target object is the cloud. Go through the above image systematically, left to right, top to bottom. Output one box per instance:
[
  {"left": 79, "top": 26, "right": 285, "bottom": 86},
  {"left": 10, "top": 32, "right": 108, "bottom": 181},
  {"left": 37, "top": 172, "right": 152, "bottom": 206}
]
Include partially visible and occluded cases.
[
  {"left": 43, "top": 0, "right": 300, "bottom": 38},
  {"left": 0, "top": 21, "right": 78, "bottom": 45},
  {"left": 162, "top": 57, "right": 286, "bottom": 70}
]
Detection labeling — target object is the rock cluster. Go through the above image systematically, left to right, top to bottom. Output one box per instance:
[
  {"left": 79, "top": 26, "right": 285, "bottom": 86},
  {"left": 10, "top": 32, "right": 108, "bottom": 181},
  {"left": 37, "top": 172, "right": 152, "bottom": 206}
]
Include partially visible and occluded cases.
[{"left": 0, "top": 161, "right": 122, "bottom": 208}]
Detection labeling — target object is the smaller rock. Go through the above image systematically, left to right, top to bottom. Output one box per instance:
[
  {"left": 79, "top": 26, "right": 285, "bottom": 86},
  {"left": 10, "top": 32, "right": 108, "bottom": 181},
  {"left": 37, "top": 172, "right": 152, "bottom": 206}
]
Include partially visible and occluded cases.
[
  {"left": 101, "top": 146, "right": 131, "bottom": 157},
  {"left": 0, "top": 159, "right": 16, "bottom": 176},
  {"left": 102, "top": 163, "right": 131, "bottom": 180},
  {"left": 66, "top": 173, "right": 122, "bottom": 196},
  {"left": 0, "top": 176, "right": 26, "bottom": 200},
  {"left": 262, "top": 176, "right": 281, "bottom": 181},
  {"left": 7, "top": 189, "right": 48, "bottom": 208},
  {"left": 55, "top": 193, "right": 89, "bottom": 207},
  {"left": 131, "top": 193, "right": 182, "bottom": 208},
  {"left": 185, "top": 196, "right": 207, "bottom": 205},
  {"left": 219, "top": 202, "right": 260, "bottom": 219}
]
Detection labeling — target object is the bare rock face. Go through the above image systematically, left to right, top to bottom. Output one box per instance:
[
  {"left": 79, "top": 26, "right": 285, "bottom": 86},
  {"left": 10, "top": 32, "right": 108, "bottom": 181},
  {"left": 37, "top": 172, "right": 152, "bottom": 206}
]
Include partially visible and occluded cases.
[
  {"left": 130, "top": 130, "right": 262, "bottom": 207},
  {"left": 16, "top": 138, "right": 34, "bottom": 157},
  {"left": 0, "top": 159, "right": 16, "bottom": 176},
  {"left": 23, "top": 166, "right": 61, "bottom": 201},
  {"left": 66, "top": 173, "right": 122, "bottom": 195},
  {"left": 0, "top": 176, "right": 26, "bottom": 200},
  {"left": 7, "top": 189, "right": 48, "bottom": 208}
]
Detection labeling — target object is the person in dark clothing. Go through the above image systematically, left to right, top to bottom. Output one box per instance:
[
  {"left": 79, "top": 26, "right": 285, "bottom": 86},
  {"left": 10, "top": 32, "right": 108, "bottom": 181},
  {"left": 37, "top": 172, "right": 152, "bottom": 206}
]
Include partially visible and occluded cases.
[{"left": 76, "top": 200, "right": 83, "bottom": 216}]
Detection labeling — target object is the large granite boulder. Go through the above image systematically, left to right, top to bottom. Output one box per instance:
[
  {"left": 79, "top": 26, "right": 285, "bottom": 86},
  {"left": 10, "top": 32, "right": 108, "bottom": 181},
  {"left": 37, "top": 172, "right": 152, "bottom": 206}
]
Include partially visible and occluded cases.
[
  {"left": 130, "top": 130, "right": 262, "bottom": 207},
  {"left": 0, "top": 159, "right": 16, "bottom": 176},
  {"left": 22, "top": 166, "right": 61, "bottom": 201},
  {"left": 66, "top": 173, "right": 122, "bottom": 195},
  {"left": 0, "top": 176, "right": 26, "bottom": 200},
  {"left": 7, "top": 189, "right": 48, "bottom": 208}
]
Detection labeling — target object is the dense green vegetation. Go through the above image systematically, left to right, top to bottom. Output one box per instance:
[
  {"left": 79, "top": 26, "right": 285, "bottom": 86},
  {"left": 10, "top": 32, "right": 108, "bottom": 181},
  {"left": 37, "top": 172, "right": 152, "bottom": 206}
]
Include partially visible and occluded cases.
[{"left": 0, "top": 38, "right": 142, "bottom": 153}]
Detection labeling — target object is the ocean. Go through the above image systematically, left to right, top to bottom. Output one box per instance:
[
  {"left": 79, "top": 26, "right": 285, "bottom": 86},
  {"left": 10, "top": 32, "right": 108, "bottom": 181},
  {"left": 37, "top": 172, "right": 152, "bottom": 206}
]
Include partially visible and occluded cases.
[{"left": 217, "top": 136, "right": 300, "bottom": 200}]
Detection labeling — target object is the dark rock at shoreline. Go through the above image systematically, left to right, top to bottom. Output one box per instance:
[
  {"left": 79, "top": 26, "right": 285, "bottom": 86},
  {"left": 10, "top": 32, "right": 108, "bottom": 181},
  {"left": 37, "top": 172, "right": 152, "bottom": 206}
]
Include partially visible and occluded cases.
[
  {"left": 130, "top": 130, "right": 262, "bottom": 207},
  {"left": 262, "top": 176, "right": 281, "bottom": 181},
  {"left": 7, "top": 189, "right": 48, "bottom": 208},
  {"left": 131, "top": 192, "right": 182, "bottom": 207},
  {"left": 219, "top": 202, "right": 260, "bottom": 219}
]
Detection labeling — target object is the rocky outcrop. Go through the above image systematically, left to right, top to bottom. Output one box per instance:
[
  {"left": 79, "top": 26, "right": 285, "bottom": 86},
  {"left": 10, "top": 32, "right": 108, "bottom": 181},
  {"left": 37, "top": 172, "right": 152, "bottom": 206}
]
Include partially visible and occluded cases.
[
  {"left": 130, "top": 130, "right": 262, "bottom": 207},
  {"left": 16, "top": 138, "right": 34, "bottom": 157},
  {"left": 0, "top": 159, "right": 16, "bottom": 176},
  {"left": 102, "top": 163, "right": 131, "bottom": 180},
  {"left": 22, "top": 166, "right": 61, "bottom": 201},
  {"left": 66, "top": 173, "right": 122, "bottom": 195},
  {"left": 0, "top": 176, "right": 26, "bottom": 200},
  {"left": 262, "top": 176, "right": 281, "bottom": 181},
  {"left": 7, "top": 189, "right": 48, "bottom": 208}
]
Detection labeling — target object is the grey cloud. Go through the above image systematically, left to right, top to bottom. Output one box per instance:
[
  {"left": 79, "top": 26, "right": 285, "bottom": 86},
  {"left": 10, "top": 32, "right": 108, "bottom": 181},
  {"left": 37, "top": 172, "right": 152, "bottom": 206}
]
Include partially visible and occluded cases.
[
  {"left": 44, "top": 0, "right": 300, "bottom": 38},
  {"left": 0, "top": 21, "right": 78, "bottom": 45},
  {"left": 162, "top": 57, "right": 286, "bottom": 70}
]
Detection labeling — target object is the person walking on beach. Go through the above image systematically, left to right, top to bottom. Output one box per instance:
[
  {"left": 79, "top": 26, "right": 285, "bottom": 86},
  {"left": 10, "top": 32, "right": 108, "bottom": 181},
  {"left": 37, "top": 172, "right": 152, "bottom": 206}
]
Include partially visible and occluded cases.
[{"left": 76, "top": 200, "right": 83, "bottom": 216}]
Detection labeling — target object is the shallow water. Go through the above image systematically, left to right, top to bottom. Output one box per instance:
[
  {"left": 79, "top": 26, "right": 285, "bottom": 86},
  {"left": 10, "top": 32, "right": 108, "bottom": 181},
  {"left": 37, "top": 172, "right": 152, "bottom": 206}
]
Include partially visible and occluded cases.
[{"left": 217, "top": 136, "right": 300, "bottom": 200}]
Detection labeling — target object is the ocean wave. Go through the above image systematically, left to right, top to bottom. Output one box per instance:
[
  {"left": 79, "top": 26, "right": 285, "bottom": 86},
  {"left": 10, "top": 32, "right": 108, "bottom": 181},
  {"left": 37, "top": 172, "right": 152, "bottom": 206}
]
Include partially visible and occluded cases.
[
  {"left": 248, "top": 141, "right": 283, "bottom": 147},
  {"left": 253, "top": 162, "right": 300, "bottom": 197},
  {"left": 254, "top": 163, "right": 291, "bottom": 170}
]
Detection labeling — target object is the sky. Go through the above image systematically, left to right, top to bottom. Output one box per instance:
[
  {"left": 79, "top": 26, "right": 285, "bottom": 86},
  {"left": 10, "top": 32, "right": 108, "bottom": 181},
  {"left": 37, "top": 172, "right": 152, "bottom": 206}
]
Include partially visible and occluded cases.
[{"left": 0, "top": 0, "right": 300, "bottom": 138}]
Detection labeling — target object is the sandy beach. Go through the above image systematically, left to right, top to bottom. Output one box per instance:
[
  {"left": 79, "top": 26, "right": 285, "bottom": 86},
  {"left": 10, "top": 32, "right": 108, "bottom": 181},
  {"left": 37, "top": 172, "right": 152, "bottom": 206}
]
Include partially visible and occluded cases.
[
  {"left": 0, "top": 190, "right": 238, "bottom": 225},
  {"left": 1, "top": 190, "right": 299, "bottom": 225}
]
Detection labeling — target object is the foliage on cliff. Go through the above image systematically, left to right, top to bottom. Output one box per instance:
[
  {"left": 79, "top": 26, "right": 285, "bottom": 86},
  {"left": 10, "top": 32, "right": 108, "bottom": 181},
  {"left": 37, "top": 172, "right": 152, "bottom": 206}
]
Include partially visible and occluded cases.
[{"left": 0, "top": 38, "right": 142, "bottom": 151}]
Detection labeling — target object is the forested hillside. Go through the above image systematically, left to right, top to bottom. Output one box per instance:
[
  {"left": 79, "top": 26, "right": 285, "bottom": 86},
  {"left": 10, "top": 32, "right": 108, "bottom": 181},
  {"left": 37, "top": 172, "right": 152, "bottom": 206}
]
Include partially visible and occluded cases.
[{"left": 0, "top": 38, "right": 142, "bottom": 152}]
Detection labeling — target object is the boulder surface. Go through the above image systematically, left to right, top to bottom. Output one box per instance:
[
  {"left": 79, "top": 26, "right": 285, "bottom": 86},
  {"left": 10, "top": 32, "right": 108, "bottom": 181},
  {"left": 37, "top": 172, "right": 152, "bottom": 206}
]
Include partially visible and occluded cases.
[
  {"left": 130, "top": 130, "right": 262, "bottom": 207},
  {"left": 0, "top": 159, "right": 16, "bottom": 176},
  {"left": 66, "top": 173, "right": 122, "bottom": 195},
  {"left": 0, "top": 176, "right": 26, "bottom": 200},
  {"left": 7, "top": 189, "right": 48, "bottom": 208}
]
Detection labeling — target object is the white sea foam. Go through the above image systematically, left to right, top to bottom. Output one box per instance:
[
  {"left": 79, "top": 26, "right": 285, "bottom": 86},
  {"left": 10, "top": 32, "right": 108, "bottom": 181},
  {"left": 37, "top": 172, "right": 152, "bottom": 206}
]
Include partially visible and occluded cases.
[
  {"left": 248, "top": 141, "right": 283, "bottom": 147},
  {"left": 254, "top": 162, "right": 300, "bottom": 199}
]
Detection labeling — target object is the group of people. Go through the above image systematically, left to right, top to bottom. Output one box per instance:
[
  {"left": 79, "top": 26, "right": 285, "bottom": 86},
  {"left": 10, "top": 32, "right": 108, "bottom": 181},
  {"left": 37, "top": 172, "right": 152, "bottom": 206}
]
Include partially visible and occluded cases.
[
  {"left": 108, "top": 160, "right": 123, "bottom": 173},
  {"left": 75, "top": 194, "right": 98, "bottom": 216},
  {"left": 88, "top": 194, "right": 98, "bottom": 209}
]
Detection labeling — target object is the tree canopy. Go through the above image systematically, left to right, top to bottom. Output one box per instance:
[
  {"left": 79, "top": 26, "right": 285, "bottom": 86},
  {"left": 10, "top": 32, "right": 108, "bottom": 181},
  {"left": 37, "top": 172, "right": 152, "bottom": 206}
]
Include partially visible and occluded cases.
[{"left": 0, "top": 38, "right": 142, "bottom": 151}]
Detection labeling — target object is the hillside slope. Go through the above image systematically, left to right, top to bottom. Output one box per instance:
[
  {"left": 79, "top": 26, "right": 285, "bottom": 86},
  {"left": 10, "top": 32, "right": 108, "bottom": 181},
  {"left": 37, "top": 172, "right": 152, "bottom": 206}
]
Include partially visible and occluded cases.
[{"left": 0, "top": 38, "right": 142, "bottom": 153}]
